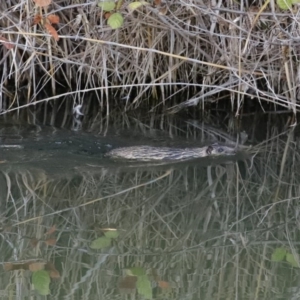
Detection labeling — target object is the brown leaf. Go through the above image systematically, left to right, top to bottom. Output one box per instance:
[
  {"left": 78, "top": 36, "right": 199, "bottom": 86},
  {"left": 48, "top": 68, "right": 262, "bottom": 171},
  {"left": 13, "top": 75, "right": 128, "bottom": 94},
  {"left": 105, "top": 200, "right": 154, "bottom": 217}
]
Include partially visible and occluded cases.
[
  {"left": 33, "top": 0, "right": 52, "bottom": 7},
  {"left": 154, "top": 0, "right": 161, "bottom": 6},
  {"left": 158, "top": 5, "right": 167, "bottom": 15},
  {"left": 104, "top": 12, "right": 112, "bottom": 19},
  {"left": 32, "top": 15, "right": 43, "bottom": 25},
  {"left": 47, "top": 15, "right": 60, "bottom": 24},
  {"left": 44, "top": 23, "right": 59, "bottom": 41},
  {"left": 0, "top": 36, "right": 14, "bottom": 50},
  {"left": 45, "top": 225, "right": 56, "bottom": 236},
  {"left": 30, "top": 238, "right": 39, "bottom": 248},
  {"left": 45, "top": 238, "right": 57, "bottom": 246},
  {"left": 28, "top": 262, "right": 46, "bottom": 272},
  {"left": 45, "top": 262, "right": 60, "bottom": 278},
  {"left": 45, "top": 262, "right": 56, "bottom": 271},
  {"left": 3, "top": 263, "right": 13, "bottom": 271},
  {"left": 4, "top": 263, "right": 30, "bottom": 271},
  {"left": 49, "top": 269, "right": 60, "bottom": 278},
  {"left": 119, "top": 276, "right": 137, "bottom": 292},
  {"left": 158, "top": 280, "right": 170, "bottom": 289}
]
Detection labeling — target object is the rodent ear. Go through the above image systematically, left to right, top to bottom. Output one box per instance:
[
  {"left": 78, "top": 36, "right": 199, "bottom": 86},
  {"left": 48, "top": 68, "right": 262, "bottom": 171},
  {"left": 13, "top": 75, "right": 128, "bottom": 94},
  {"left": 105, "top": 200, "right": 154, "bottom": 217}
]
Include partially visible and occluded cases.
[{"left": 206, "top": 145, "right": 213, "bottom": 154}]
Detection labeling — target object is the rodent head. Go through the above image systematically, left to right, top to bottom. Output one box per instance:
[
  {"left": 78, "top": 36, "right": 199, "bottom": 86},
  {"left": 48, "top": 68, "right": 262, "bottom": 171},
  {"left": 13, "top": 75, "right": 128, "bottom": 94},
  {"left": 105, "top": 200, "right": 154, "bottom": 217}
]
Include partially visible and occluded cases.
[{"left": 206, "top": 143, "right": 236, "bottom": 156}]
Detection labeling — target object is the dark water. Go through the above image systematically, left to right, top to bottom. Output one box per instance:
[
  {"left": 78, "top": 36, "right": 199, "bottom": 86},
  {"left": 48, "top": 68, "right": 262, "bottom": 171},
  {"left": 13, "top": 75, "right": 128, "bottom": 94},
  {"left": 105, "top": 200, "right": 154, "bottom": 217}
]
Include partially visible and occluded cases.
[{"left": 0, "top": 117, "right": 300, "bottom": 299}]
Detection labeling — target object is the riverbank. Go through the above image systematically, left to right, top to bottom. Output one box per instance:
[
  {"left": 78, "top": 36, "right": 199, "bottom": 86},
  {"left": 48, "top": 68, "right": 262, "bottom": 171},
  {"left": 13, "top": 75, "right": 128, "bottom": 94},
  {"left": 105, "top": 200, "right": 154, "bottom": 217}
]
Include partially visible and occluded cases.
[{"left": 1, "top": 1, "right": 299, "bottom": 116}]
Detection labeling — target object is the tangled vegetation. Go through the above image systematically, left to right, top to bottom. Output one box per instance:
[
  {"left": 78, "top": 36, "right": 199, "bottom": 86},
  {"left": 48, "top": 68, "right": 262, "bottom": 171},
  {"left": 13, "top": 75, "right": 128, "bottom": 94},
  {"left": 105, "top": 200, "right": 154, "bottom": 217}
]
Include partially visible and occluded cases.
[{"left": 1, "top": 0, "right": 300, "bottom": 115}]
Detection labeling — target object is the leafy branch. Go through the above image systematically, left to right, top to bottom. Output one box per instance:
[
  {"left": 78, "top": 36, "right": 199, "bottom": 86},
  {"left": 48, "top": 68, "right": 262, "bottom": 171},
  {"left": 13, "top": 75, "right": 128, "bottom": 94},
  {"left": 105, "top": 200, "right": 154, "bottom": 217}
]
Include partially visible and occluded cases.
[{"left": 98, "top": 0, "right": 149, "bottom": 29}]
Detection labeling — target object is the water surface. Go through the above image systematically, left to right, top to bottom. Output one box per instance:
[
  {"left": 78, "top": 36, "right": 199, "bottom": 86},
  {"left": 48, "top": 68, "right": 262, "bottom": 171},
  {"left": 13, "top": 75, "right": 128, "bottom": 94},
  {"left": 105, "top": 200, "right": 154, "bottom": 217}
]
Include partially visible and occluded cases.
[{"left": 0, "top": 118, "right": 299, "bottom": 300}]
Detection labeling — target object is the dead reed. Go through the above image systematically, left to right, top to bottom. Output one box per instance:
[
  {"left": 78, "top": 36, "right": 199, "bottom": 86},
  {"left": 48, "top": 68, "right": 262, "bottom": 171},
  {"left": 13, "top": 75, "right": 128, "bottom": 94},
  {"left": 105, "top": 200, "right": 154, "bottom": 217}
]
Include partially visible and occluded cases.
[{"left": 0, "top": 0, "right": 300, "bottom": 115}]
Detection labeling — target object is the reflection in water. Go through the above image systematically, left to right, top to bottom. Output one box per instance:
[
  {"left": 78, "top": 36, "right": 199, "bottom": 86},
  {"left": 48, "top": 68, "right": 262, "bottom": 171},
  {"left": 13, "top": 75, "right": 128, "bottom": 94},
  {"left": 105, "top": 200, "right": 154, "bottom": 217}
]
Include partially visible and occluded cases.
[{"left": 0, "top": 120, "right": 300, "bottom": 299}]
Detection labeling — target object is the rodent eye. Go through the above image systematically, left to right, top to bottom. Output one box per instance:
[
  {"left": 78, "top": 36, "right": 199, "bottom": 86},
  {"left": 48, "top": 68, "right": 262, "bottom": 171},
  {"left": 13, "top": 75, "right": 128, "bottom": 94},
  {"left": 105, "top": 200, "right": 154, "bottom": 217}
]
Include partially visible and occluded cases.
[{"left": 218, "top": 147, "right": 224, "bottom": 153}]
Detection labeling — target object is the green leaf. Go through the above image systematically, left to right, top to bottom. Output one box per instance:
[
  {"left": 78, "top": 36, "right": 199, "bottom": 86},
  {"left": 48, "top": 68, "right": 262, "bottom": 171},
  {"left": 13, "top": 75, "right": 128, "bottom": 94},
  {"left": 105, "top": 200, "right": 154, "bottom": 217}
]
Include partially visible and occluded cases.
[
  {"left": 116, "top": 0, "right": 123, "bottom": 10},
  {"left": 277, "top": 0, "right": 292, "bottom": 9},
  {"left": 291, "top": 0, "right": 300, "bottom": 3},
  {"left": 98, "top": 1, "right": 116, "bottom": 11},
  {"left": 128, "top": 1, "right": 149, "bottom": 11},
  {"left": 107, "top": 13, "right": 123, "bottom": 29},
  {"left": 104, "top": 230, "right": 119, "bottom": 239},
  {"left": 90, "top": 236, "right": 111, "bottom": 249},
  {"left": 271, "top": 247, "right": 286, "bottom": 262},
  {"left": 286, "top": 253, "right": 300, "bottom": 268},
  {"left": 127, "top": 267, "right": 146, "bottom": 276},
  {"left": 32, "top": 270, "right": 50, "bottom": 296},
  {"left": 137, "top": 275, "right": 152, "bottom": 299}
]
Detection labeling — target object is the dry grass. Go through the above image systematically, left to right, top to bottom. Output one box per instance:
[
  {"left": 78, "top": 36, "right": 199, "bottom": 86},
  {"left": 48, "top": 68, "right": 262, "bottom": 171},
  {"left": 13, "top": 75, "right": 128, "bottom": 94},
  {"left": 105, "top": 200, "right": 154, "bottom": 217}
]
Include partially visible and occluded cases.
[{"left": 0, "top": 0, "right": 300, "bottom": 115}]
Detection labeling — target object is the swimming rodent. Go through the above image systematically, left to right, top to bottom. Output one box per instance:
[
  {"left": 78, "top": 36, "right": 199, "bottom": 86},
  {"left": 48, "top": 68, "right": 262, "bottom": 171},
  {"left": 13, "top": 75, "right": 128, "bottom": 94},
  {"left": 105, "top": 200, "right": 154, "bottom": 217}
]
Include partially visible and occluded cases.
[{"left": 106, "top": 143, "right": 236, "bottom": 162}]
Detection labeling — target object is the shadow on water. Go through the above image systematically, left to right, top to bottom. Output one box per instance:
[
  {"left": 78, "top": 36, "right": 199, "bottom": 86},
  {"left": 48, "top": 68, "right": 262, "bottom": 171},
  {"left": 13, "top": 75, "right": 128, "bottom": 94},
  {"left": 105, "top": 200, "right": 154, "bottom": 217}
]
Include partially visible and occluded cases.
[{"left": 1, "top": 114, "right": 300, "bottom": 299}]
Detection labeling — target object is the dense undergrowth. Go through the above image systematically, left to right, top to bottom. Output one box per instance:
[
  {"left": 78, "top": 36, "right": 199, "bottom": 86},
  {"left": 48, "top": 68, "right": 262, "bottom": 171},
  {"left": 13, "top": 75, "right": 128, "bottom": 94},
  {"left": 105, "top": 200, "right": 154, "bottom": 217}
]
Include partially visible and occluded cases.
[{"left": 1, "top": 0, "right": 300, "bottom": 116}]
